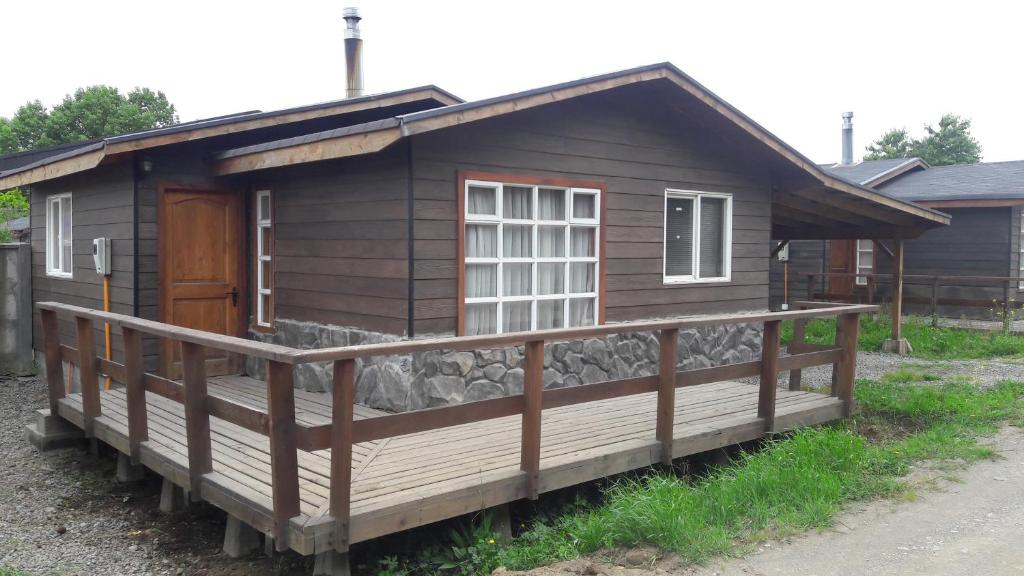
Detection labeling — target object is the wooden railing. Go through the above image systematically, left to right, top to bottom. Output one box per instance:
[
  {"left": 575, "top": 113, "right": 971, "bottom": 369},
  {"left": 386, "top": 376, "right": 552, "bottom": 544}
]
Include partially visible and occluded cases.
[
  {"left": 805, "top": 272, "right": 1022, "bottom": 319},
  {"left": 37, "top": 301, "right": 876, "bottom": 554}
]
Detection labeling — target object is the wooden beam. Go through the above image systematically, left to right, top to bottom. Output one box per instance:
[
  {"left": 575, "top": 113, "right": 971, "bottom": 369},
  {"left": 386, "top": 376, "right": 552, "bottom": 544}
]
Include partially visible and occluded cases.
[
  {"left": 213, "top": 128, "right": 403, "bottom": 176},
  {"left": 0, "top": 148, "right": 105, "bottom": 190},
  {"left": 788, "top": 187, "right": 922, "bottom": 226},
  {"left": 773, "top": 191, "right": 877, "bottom": 227},
  {"left": 891, "top": 237, "right": 904, "bottom": 341},
  {"left": 873, "top": 239, "right": 894, "bottom": 259},
  {"left": 40, "top": 309, "right": 65, "bottom": 415},
  {"left": 835, "top": 313, "right": 860, "bottom": 416},
  {"left": 76, "top": 316, "right": 100, "bottom": 437},
  {"left": 788, "top": 318, "right": 807, "bottom": 391},
  {"left": 757, "top": 320, "right": 781, "bottom": 432},
  {"left": 122, "top": 327, "right": 148, "bottom": 462},
  {"left": 656, "top": 329, "right": 678, "bottom": 465},
  {"left": 521, "top": 340, "right": 544, "bottom": 500},
  {"left": 180, "top": 341, "right": 212, "bottom": 500},
  {"left": 330, "top": 359, "right": 355, "bottom": 553},
  {"left": 267, "top": 360, "right": 300, "bottom": 552}
]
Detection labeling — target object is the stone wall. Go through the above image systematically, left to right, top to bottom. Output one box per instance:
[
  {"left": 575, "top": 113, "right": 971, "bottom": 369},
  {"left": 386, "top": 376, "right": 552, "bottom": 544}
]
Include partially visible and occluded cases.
[
  {"left": 0, "top": 243, "right": 33, "bottom": 375},
  {"left": 246, "top": 319, "right": 764, "bottom": 413}
]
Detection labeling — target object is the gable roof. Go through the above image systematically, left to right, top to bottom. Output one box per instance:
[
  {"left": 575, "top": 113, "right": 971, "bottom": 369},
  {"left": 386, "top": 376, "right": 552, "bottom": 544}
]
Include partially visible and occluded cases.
[
  {"left": 214, "top": 62, "right": 949, "bottom": 236},
  {"left": 0, "top": 85, "right": 461, "bottom": 190},
  {"left": 819, "top": 158, "right": 929, "bottom": 188},
  {"left": 877, "top": 160, "right": 1024, "bottom": 205}
]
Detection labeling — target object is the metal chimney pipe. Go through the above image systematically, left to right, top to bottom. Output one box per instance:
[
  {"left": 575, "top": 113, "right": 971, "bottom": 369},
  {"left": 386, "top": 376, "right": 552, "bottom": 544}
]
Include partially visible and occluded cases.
[
  {"left": 344, "top": 7, "right": 363, "bottom": 98},
  {"left": 841, "top": 111, "right": 854, "bottom": 165}
]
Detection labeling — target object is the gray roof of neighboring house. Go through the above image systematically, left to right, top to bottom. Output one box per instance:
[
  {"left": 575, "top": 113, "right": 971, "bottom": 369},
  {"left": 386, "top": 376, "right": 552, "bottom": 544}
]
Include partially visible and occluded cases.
[
  {"left": 0, "top": 140, "right": 101, "bottom": 173},
  {"left": 819, "top": 158, "right": 920, "bottom": 185},
  {"left": 878, "top": 160, "right": 1024, "bottom": 201},
  {"left": 3, "top": 216, "right": 28, "bottom": 231}
]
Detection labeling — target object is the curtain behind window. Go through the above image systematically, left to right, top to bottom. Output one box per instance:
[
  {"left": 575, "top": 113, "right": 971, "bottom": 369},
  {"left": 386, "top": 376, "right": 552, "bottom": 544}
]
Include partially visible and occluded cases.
[
  {"left": 665, "top": 197, "right": 694, "bottom": 276},
  {"left": 699, "top": 197, "right": 725, "bottom": 278}
]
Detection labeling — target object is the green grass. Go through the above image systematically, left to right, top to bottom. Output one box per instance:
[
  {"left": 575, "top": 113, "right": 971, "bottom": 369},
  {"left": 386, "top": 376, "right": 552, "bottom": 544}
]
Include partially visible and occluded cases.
[
  {"left": 781, "top": 314, "right": 1024, "bottom": 359},
  {"left": 371, "top": 376, "right": 1024, "bottom": 575},
  {"left": 0, "top": 567, "right": 32, "bottom": 576}
]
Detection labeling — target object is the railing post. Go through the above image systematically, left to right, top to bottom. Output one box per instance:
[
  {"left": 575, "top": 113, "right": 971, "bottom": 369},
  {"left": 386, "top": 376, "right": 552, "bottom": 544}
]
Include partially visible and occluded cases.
[
  {"left": 806, "top": 273, "right": 816, "bottom": 301},
  {"left": 867, "top": 276, "right": 875, "bottom": 304},
  {"left": 930, "top": 276, "right": 939, "bottom": 327},
  {"left": 1003, "top": 279, "right": 1012, "bottom": 332},
  {"left": 40, "top": 308, "right": 66, "bottom": 415},
  {"left": 834, "top": 313, "right": 860, "bottom": 416},
  {"left": 76, "top": 316, "right": 101, "bottom": 437},
  {"left": 788, "top": 317, "right": 807, "bottom": 391},
  {"left": 757, "top": 320, "right": 781, "bottom": 432},
  {"left": 123, "top": 327, "right": 148, "bottom": 462},
  {"left": 656, "top": 329, "right": 678, "bottom": 465},
  {"left": 521, "top": 339, "right": 544, "bottom": 500},
  {"left": 180, "top": 341, "right": 212, "bottom": 500},
  {"left": 330, "top": 359, "right": 355, "bottom": 553},
  {"left": 267, "top": 360, "right": 300, "bottom": 552}
]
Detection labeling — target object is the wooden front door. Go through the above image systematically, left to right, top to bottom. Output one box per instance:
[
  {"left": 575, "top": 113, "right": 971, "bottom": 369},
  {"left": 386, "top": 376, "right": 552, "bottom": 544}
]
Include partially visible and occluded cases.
[
  {"left": 159, "top": 187, "right": 244, "bottom": 379},
  {"left": 828, "top": 239, "right": 856, "bottom": 298}
]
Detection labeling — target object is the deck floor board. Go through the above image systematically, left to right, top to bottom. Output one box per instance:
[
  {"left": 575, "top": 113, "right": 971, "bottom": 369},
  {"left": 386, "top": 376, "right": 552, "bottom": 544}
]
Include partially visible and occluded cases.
[{"left": 54, "top": 374, "right": 844, "bottom": 554}]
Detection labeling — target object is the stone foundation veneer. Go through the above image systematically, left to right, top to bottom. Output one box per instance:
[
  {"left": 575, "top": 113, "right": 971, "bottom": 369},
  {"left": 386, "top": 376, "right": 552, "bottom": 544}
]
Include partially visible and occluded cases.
[{"left": 245, "top": 319, "right": 764, "bottom": 413}]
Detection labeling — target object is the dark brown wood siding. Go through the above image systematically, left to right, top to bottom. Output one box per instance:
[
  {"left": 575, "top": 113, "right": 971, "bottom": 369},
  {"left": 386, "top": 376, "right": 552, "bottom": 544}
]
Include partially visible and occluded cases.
[
  {"left": 410, "top": 89, "right": 772, "bottom": 336},
  {"left": 248, "top": 147, "right": 410, "bottom": 335},
  {"left": 30, "top": 161, "right": 135, "bottom": 363},
  {"left": 769, "top": 240, "right": 826, "bottom": 309}
]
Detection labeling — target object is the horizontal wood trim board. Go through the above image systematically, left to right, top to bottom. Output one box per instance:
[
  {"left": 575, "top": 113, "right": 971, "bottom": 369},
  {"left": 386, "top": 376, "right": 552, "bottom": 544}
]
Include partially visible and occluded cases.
[
  {"left": 776, "top": 349, "right": 842, "bottom": 371},
  {"left": 676, "top": 361, "right": 761, "bottom": 386},
  {"left": 541, "top": 375, "right": 659, "bottom": 409}
]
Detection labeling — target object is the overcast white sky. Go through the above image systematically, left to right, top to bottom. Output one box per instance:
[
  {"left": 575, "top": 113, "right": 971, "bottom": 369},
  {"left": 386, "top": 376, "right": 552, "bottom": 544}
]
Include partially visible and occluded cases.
[{"left": 3, "top": 0, "right": 1021, "bottom": 163}]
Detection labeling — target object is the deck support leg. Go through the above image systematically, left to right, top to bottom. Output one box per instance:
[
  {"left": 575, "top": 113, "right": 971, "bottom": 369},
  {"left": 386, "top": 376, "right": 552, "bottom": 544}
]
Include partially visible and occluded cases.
[
  {"left": 758, "top": 320, "right": 781, "bottom": 433},
  {"left": 25, "top": 408, "right": 82, "bottom": 451},
  {"left": 116, "top": 452, "right": 145, "bottom": 483},
  {"left": 159, "top": 478, "right": 188, "bottom": 514},
  {"left": 488, "top": 504, "right": 513, "bottom": 542},
  {"left": 223, "top": 515, "right": 260, "bottom": 558},
  {"left": 263, "top": 534, "right": 275, "bottom": 557},
  {"left": 313, "top": 549, "right": 351, "bottom": 576}
]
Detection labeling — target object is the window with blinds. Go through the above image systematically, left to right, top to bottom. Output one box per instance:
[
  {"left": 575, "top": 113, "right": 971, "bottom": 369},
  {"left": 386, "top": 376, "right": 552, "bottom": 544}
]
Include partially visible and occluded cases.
[
  {"left": 463, "top": 179, "right": 600, "bottom": 336},
  {"left": 663, "top": 190, "right": 732, "bottom": 283}
]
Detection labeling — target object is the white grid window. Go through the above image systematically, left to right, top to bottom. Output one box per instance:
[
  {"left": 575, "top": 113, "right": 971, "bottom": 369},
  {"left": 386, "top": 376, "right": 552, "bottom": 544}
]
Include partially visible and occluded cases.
[
  {"left": 463, "top": 180, "right": 600, "bottom": 335},
  {"left": 663, "top": 189, "right": 732, "bottom": 283},
  {"left": 255, "top": 190, "right": 273, "bottom": 327},
  {"left": 45, "top": 193, "right": 73, "bottom": 278},
  {"left": 855, "top": 239, "right": 873, "bottom": 286}
]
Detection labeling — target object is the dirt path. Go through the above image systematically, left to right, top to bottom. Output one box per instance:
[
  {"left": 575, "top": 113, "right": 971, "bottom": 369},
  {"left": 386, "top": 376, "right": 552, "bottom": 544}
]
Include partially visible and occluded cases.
[{"left": 500, "top": 427, "right": 1024, "bottom": 576}]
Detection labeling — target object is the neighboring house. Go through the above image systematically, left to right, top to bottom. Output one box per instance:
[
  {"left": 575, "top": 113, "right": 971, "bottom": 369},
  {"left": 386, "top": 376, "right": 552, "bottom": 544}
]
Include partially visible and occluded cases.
[
  {"left": 0, "top": 63, "right": 948, "bottom": 411},
  {"left": 770, "top": 154, "right": 1024, "bottom": 318},
  {"left": 2, "top": 216, "right": 29, "bottom": 242}
]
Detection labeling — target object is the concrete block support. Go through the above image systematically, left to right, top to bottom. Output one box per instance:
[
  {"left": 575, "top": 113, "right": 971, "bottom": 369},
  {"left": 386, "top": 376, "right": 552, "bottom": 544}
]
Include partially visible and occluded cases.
[
  {"left": 881, "top": 338, "right": 913, "bottom": 355},
  {"left": 25, "top": 409, "right": 82, "bottom": 451},
  {"left": 116, "top": 452, "right": 145, "bottom": 483},
  {"left": 159, "top": 478, "right": 188, "bottom": 513},
  {"left": 222, "top": 515, "right": 260, "bottom": 558},
  {"left": 313, "top": 550, "right": 351, "bottom": 576}
]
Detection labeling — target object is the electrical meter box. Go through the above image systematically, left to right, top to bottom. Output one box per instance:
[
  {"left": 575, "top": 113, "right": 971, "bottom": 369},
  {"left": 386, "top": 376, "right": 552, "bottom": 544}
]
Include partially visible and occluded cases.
[
  {"left": 93, "top": 237, "right": 111, "bottom": 275},
  {"left": 776, "top": 243, "right": 789, "bottom": 262}
]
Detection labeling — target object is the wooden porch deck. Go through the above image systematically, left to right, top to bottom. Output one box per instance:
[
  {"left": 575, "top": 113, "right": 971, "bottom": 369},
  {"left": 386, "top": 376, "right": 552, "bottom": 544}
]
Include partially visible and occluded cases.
[{"left": 54, "top": 374, "right": 842, "bottom": 553}]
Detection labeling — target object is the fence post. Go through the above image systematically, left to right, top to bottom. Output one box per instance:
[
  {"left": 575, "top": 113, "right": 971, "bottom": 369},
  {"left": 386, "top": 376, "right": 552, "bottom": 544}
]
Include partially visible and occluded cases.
[
  {"left": 806, "top": 274, "right": 816, "bottom": 301},
  {"left": 867, "top": 276, "right": 875, "bottom": 304},
  {"left": 930, "top": 277, "right": 939, "bottom": 327},
  {"left": 1003, "top": 279, "right": 1012, "bottom": 332},
  {"left": 40, "top": 308, "right": 66, "bottom": 415},
  {"left": 834, "top": 313, "right": 860, "bottom": 417},
  {"left": 76, "top": 316, "right": 100, "bottom": 437},
  {"left": 788, "top": 317, "right": 806, "bottom": 391},
  {"left": 758, "top": 320, "right": 781, "bottom": 432},
  {"left": 123, "top": 327, "right": 148, "bottom": 462},
  {"left": 656, "top": 329, "right": 678, "bottom": 465},
  {"left": 521, "top": 339, "right": 544, "bottom": 500},
  {"left": 180, "top": 341, "right": 212, "bottom": 501},
  {"left": 330, "top": 359, "right": 355, "bottom": 553},
  {"left": 267, "top": 360, "right": 300, "bottom": 552}
]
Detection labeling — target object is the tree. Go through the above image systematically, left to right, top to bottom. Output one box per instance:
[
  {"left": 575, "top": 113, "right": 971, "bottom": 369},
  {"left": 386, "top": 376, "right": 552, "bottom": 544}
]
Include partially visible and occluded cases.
[
  {"left": 0, "top": 86, "right": 178, "bottom": 154},
  {"left": 863, "top": 114, "right": 982, "bottom": 166},
  {"left": 0, "top": 188, "right": 29, "bottom": 242}
]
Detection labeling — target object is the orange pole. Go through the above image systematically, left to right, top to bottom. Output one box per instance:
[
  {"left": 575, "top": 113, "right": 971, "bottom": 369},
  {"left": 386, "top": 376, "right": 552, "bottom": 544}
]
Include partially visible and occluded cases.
[{"left": 103, "top": 274, "right": 112, "bottom": 390}]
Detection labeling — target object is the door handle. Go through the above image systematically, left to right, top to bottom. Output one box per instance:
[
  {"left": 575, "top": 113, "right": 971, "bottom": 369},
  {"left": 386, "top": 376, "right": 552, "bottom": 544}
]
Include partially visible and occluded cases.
[{"left": 227, "top": 286, "right": 239, "bottom": 307}]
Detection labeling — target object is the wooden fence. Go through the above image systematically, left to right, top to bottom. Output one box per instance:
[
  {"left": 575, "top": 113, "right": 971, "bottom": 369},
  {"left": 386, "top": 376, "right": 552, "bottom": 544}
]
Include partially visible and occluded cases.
[{"left": 37, "top": 300, "right": 875, "bottom": 554}]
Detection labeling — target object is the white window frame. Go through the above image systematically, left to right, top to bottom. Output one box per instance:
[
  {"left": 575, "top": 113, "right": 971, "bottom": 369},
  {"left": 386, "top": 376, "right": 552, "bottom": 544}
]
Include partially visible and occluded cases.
[
  {"left": 463, "top": 179, "right": 601, "bottom": 335},
  {"left": 662, "top": 189, "right": 732, "bottom": 284},
  {"left": 255, "top": 190, "right": 273, "bottom": 328},
  {"left": 45, "top": 192, "right": 73, "bottom": 278},
  {"left": 855, "top": 239, "right": 874, "bottom": 286}
]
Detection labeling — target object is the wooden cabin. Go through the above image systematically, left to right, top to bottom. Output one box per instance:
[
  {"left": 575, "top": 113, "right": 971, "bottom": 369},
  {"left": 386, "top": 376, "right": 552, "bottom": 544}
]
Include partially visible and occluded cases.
[
  {"left": 6, "top": 63, "right": 954, "bottom": 574},
  {"left": 770, "top": 159, "right": 1024, "bottom": 319}
]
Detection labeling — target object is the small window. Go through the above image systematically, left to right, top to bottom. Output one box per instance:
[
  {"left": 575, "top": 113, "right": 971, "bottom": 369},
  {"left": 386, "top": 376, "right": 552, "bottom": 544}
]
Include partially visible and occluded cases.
[
  {"left": 463, "top": 180, "right": 600, "bottom": 335},
  {"left": 255, "top": 190, "right": 273, "bottom": 328},
  {"left": 663, "top": 190, "right": 732, "bottom": 283},
  {"left": 45, "top": 193, "right": 73, "bottom": 278},
  {"left": 855, "top": 240, "right": 874, "bottom": 286}
]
